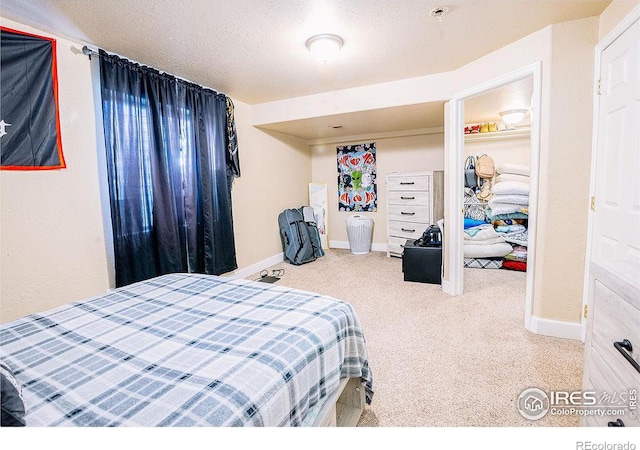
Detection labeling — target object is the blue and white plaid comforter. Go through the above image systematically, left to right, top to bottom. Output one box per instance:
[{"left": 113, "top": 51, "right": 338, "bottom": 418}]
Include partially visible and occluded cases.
[{"left": 0, "top": 273, "right": 373, "bottom": 426}]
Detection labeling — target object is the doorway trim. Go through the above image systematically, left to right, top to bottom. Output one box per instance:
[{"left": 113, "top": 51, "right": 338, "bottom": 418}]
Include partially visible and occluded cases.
[{"left": 443, "top": 62, "right": 542, "bottom": 333}]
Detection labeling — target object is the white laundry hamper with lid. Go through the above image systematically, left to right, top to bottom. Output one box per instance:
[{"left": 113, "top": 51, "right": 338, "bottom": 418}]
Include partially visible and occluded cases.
[{"left": 346, "top": 215, "right": 374, "bottom": 255}]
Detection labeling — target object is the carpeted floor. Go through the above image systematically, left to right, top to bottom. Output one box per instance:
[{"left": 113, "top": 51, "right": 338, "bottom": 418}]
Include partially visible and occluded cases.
[{"left": 248, "top": 249, "right": 584, "bottom": 427}]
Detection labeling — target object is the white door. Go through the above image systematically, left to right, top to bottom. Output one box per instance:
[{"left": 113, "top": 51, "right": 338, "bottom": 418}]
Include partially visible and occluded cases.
[
  {"left": 582, "top": 13, "right": 640, "bottom": 427},
  {"left": 591, "top": 18, "right": 640, "bottom": 286}
]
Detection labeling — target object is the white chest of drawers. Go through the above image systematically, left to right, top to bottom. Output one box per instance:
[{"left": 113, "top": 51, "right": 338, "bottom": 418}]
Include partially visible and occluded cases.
[
  {"left": 386, "top": 172, "right": 434, "bottom": 258},
  {"left": 582, "top": 262, "right": 640, "bottom": 427}
]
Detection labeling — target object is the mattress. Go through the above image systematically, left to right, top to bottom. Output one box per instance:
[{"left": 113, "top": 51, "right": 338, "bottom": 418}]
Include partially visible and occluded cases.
[{"left": 0, "top": 273, "right": 374, "bottom": 427}]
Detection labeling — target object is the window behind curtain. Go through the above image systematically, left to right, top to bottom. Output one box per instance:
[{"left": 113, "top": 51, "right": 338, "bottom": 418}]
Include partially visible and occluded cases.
[
  {"left": 99, "top": 50, "right": 239, "bottom": 287},
  {"left": 102, "top": 94, "right": 154, "bottom": 233}
]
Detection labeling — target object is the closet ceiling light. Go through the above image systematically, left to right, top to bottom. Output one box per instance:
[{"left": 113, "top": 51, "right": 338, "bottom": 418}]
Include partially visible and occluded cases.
[
  {"left": 306, "top": 34, "right": 343, "bottom": 63},
  {"left": 500, "top": 109, "right": 528, "bottom": 125}
]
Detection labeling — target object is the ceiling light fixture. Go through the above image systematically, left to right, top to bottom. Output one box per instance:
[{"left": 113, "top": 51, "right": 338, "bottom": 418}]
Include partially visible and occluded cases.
[
  {"left": 306, "top": 34, "right": 343, "bottom": 63},
  {"left": 500, "top": 109, "right": 528, "bottom": 125}
]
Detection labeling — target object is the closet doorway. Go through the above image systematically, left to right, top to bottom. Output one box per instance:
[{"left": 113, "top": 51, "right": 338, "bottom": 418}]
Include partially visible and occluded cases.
[
  {"left": 443, "top": 63, "right": 542, "bottom": 332},
  {"left": 462, "top": 78, "right": 532, "bottom": 289}
]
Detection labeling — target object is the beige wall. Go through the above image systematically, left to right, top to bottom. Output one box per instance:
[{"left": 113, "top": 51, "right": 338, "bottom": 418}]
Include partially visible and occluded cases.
[
  {"left": 598, "top": 0, "right": 639, "bottom": 40},
  {"left": 2, "top": 6, "right": 628, "bottom": 327},
  {"left": 303, "top": 17, "right": 597, "bottom": 326},
  {"left": 532, "top": 17, "right": 599, "bottom": 322},
  {"left": 0, "top": 18, "right": 111, "bottom": 323},
  {"left": 456, "top": 18, "right": 597, "bottom": 324},
  {"left": 0, "top": 19, "right": 312, "bottom": 323},
  {"left": 436, "top": 27, "right": 554, "bottom": 291},
  {"left": 252, "top": 71, "right": 455, "bottom": 127},
  {"left": 230, "top": 101, "right": 311, "bottom": 270},
  {"left": 311, "top": 133, "right": 444, "bottom": 245},
  {"left": 464, "top": 136, "right": 531, "bottom": 170}
]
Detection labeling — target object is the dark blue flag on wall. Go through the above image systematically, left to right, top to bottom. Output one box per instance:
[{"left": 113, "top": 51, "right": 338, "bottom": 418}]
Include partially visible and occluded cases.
[{"left": 0, "top": 27, "right": 66, "bottom": 170}]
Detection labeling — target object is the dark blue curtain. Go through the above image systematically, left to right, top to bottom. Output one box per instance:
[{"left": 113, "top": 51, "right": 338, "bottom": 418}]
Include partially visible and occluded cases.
[{"left": 99, "top": 51, "right": 239, "bottom": 287}]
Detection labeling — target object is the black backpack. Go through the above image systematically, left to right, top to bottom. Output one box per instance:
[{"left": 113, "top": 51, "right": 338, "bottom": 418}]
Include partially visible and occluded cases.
[{"left": 278, "top": 207, "right": 324, "bottom": 265}]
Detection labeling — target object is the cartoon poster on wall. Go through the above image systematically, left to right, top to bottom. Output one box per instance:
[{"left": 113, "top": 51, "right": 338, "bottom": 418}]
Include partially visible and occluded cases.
[{"left": 337, "top": 142, "right": 376, "bottom": 212}]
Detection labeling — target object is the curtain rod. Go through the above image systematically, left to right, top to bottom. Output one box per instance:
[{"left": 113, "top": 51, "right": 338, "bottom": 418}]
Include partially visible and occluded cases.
[
  {"left": 80, "top": 45, "right": 230, "bottom": 101},
  {"left": 82, "top": 45, "right": 98, "bottom": 60}
]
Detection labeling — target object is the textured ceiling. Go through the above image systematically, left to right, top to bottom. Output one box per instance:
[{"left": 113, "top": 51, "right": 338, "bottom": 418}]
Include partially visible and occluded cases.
[{"left": 1, "top": 0, "right": 611, "bottom": 105}]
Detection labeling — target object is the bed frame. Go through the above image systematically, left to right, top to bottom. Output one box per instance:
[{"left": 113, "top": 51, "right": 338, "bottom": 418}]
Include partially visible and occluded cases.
[{"left": 309, "top": 377, "right": 365, "bottom": 427}]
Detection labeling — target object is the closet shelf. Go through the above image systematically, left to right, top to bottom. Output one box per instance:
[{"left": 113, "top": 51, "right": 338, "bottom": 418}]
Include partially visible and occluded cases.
[{"left": 464, "top": 127, "right": 530, "bottom": 142}]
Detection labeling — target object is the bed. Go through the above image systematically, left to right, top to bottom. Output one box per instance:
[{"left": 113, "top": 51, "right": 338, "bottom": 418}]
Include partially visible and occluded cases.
[{"left": 0, "top": 273, "right": 373, "bottom": 427}]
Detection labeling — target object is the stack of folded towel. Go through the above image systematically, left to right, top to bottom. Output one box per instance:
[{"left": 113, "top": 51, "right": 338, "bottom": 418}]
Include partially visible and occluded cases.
[{"left": 489, "top": 164, "right": 530, "bottom": 272}]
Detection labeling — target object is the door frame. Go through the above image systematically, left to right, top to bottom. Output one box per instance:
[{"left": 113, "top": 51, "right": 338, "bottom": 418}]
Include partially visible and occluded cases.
[
  {"left": 581, "top": 5, "right": 640, "bottom": 341},
  {"left": 443, "top": 62, "right": 543, "bottom": 333}
]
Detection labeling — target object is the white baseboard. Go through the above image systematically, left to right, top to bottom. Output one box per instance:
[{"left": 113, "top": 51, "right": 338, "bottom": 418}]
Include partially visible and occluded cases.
[
  {"left": 225, "top": 240, "right": 389, "bottom": 280},
  {"left": 328, "top": 240, "right": 349, "bottom": 250},
  {"left": 329, "top": 240, "right": 387, "bottom": 252},
  {"left": 228, "top": 241, "right": 387, "bottom": 280},
  {"left": 225, "top": 252, "right": 285, "bottom": 280},
  {"left": 441, "top": 279, "right": 454, "bottom": 296},
  {"left": 529, "top": 315, "right": 583, "bottom": 341}
]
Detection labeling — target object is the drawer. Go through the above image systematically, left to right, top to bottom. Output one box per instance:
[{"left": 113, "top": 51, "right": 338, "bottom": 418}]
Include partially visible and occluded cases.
[
  {"left": 387, "top": 175, "right": 430, "bottom": 191},
  {"left": 388, "top": 191, "right": 430, "bottom": 206},
  {"left": 388, "top": 205, "right": 430, "bottom": 223},
  {"left": 389, "top": 220, "right": 428, "bottom": 240},
  {"left": 387, "top": 236, "right": 409, "bottom": 256},
  {"left": 591, "top": 281, "right": 640, "bottom": 391},
  {"left": 582, "top": 350, "right": 640, "bottom": 427},
  {"left": 581, "top": 414, "right": 637, "bottom": 428}
]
